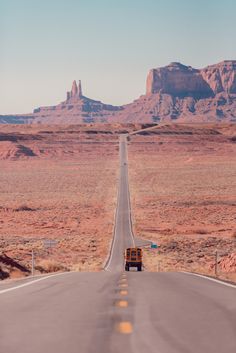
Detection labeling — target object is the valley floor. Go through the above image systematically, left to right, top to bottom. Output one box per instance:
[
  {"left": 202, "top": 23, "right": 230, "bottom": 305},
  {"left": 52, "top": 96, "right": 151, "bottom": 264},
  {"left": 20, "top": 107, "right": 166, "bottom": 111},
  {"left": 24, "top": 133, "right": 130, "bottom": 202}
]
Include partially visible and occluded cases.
[{"left": 128, "top": 123, "right": 236, "bottom": 281}]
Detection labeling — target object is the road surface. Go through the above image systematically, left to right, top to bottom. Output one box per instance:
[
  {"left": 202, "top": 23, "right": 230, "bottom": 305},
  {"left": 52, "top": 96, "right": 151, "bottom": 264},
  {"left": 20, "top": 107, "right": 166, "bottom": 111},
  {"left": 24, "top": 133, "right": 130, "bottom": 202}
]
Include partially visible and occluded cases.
[{"left": 0, "top": 135, "right": 235, "bottom": 353}]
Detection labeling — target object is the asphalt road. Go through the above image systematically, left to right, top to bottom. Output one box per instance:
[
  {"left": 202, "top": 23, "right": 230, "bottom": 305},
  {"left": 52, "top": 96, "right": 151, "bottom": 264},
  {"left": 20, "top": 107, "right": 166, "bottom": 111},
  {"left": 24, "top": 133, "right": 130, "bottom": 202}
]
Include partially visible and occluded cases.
[{"left": 0, "top": 135, "right": 235, "bottom": 353}]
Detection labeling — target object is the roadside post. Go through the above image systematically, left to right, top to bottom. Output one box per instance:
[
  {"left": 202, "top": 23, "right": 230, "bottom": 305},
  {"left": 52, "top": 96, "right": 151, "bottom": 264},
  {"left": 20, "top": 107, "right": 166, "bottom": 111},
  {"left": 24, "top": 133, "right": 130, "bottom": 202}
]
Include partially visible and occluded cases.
[
  {"left": 150, "top": 243, "right": 160, "bottom": 272},
  {"left": 31, "top": 249, "right": 35, "bottom": 276},
  {"left": 214, "top": 250, "right": 229, "bottom": 279},
  {"left": 215, "top": 250, "right": 218, "bottom": 277}
]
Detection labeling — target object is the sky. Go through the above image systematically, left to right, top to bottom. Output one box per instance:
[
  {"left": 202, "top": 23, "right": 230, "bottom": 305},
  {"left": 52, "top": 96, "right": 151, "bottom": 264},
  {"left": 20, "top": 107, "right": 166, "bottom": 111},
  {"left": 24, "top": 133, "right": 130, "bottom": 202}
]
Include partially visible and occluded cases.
[{"left": 1, "top": 0, "right": 236, "bottom": 114}]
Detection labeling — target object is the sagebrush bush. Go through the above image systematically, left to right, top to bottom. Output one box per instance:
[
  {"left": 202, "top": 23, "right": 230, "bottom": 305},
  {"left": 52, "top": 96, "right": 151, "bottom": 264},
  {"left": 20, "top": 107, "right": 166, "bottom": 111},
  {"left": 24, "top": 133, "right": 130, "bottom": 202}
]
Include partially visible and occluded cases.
[
  {"left": 15, "top": 204, "right": 35, "bottom": 212},
  {"left": 195, "top": 229, "right": 208, "bottom": 235},
  {"left": 36, "top": 260, "right": 65, "bottom": 273}
]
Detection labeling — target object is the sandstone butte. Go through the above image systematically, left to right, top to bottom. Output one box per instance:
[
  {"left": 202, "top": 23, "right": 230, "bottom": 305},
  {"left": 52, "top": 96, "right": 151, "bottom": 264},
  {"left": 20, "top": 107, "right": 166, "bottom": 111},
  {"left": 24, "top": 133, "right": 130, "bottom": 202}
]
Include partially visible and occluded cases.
[{"left": 1, "top": 60, "right": 236, "bottom": 124}]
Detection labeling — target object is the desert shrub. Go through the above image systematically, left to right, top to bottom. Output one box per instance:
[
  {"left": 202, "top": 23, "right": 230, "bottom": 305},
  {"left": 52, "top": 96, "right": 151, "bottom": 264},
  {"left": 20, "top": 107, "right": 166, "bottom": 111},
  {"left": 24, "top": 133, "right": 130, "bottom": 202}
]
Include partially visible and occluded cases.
[
  {"left": 230, "top": 136, "right": 236, "bottom": 142},
  {"left": 15, "top": 204, "right": 35, "bottom": 212},
  {"left": 195, "top": 229, "right": 208, "bottom": 235},
  {"left": 36, "top": 260, "right": 66, "bottom": 273},
  {"left": 0, "top": 266, "right": 10, "bottom": 280}
]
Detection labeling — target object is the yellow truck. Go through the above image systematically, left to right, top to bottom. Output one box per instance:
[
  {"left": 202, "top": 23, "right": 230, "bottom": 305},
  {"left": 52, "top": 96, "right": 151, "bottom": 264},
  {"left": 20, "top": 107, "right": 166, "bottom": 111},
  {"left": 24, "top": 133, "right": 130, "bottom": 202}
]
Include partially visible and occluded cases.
[{"left": 124, "top": 247, "right": 142, "bottom": 271}]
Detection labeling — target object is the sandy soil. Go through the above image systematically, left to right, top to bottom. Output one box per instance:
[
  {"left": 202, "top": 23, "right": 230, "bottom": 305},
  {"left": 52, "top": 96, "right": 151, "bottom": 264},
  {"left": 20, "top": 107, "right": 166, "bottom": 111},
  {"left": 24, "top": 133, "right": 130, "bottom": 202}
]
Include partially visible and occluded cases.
[
  {"left": 1, "top": 122, "right": 236, "bottom": 282},
  {"left": 128, "top": 123, "right": 236, "bottom": 281},
  {"left": 0, "top": 124, "right": 127, "bottom": 278}
]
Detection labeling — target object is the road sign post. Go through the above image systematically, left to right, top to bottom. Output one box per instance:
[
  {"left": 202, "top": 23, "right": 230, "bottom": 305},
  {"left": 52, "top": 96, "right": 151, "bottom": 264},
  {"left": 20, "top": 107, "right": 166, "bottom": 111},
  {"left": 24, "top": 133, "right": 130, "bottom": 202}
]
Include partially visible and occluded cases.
[
  {"left": 151, "top": 242, "right": 158, "bottom": 249},
  {"left": 31, "top": 250, "right": 34, "bottom": 276},
  {"left": 215, "top": 250, "right": 218, "bottom": 277}
]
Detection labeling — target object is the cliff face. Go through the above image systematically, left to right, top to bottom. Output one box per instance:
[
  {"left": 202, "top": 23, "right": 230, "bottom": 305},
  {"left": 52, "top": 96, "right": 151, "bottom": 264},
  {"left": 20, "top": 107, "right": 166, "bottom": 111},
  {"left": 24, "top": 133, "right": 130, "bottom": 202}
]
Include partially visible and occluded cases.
[
  {"left": 114, "top": 60, "right": 236, "bottom": 123},
  {"left": 146, "top": 61, "right": 236, "bottom": 98},
  {"left": 201, "top": 61, "right": 236, "bottom": 94},
  {"left": 146, "top": 62, "right": 214, "bottom": 99}
]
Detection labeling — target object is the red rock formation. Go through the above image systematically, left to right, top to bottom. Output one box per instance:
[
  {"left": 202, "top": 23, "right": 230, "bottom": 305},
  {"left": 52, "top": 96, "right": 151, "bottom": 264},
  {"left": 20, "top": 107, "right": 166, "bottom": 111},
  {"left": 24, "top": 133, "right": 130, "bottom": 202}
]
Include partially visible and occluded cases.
[
  {"left": 120, "top": 60, "right": 236, "bottom": 123},
  {"left": 1, "top": 61, "right": 236, "bottom": 124},
  {"left": 146, "top": 61, "right": 236, "bottom": 98},
  {"left": 201, "top": 61, "right": 236, "bottom": 94},
  {"left": 146, "top": 62, "right": 213, "bottom": 98},
  {"left": 146, "top": 63, "right": 213, "bottom": 99},
  {"left": 31, "top": 80, "right": 122, "bottom": 124},
  {"left": 66, "top": 80, "right": 83, "bottom": 102},
  {"left": 71, "top": 80, "right": 78, "bottom": 97},
  {"left": 78, "top": 80, "right": 83, "bottom": 98}
]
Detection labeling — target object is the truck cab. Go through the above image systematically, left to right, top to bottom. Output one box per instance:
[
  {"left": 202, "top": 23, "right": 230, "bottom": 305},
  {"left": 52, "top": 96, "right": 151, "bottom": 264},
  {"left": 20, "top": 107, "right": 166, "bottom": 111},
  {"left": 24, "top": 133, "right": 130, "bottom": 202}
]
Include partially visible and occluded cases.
[{"left": 124, "top": 247, "right": 142, "bottom": 271}]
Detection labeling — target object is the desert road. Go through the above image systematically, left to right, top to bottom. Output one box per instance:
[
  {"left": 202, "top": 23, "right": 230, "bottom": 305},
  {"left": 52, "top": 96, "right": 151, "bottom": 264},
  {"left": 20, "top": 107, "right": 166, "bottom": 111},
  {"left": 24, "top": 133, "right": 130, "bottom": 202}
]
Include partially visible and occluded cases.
[{"left": 0, "top": 135, "right": 235, "bottom": 353}]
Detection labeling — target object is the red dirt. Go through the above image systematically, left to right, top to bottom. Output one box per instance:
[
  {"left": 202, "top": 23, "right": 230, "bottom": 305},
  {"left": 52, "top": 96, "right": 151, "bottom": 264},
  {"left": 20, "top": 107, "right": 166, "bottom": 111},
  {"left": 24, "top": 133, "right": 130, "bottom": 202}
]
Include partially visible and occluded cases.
[
  {"left": 128, "top": 123, "right": 236, "bottom": 281},
  {"left": 0, "top": 124, "right": 131, "bottom": 278}
]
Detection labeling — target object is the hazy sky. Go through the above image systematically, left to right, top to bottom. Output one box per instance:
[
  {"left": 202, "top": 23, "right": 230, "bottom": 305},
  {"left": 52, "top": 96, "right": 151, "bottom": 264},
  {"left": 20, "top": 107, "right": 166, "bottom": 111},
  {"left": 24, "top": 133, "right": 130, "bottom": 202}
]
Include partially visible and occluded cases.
[{"left": 1, "top": 0, "right": 236, "bottom": 114}]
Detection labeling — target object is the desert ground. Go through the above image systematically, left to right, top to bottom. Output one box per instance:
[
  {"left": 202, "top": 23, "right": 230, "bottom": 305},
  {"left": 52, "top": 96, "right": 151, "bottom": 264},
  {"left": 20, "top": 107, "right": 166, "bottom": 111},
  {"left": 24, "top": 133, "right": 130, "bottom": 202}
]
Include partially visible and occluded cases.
[
  {"left": 0, "top": 122, "right": 236, "bottom": 282},
  {"left": 128, "top": 123, "right": 236, "bottom": 281},
  {"left": 0, "top": 124, "right": 134, "bottom": 278}
]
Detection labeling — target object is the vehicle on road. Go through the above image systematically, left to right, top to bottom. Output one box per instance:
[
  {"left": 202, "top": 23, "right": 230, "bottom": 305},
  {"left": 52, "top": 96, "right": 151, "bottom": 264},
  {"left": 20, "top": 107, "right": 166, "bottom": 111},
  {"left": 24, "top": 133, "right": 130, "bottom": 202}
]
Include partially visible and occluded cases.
[{"left": 124, "top": 247, "right": 142, "bottom": 271}]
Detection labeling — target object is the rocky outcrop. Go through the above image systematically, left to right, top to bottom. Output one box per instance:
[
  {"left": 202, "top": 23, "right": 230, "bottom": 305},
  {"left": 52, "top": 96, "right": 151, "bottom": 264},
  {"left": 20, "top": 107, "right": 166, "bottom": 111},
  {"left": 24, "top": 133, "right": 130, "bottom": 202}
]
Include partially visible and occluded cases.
[
  {"left": 115, "top": 60, "right": 236, "bottom": 123},
  {"left": 1, "top": 61, "right": 236, "bottom": 124},
  {"left": 146, "top": 61, "right": 236, "bottom": 98},
  {"left": 201, "top": 61, "right": 236, "bottom": 94},
  {"left": 146, "top": 62, "right": 214, "bottom": 99},
  {"left": 66, "top": 79, "right": 83, "bottom": 101},
  {"left": 32, "top": 80, "right": 122, "bottom": 124},
  {"left": 71, "top": 80, "right": 78, "bottom": 96}
]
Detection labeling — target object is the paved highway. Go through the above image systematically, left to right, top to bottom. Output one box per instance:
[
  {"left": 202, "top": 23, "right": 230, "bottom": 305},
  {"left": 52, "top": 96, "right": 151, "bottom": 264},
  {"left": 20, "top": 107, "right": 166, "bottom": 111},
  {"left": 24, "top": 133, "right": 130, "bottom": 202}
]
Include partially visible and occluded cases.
[{"left": 0, "top": 135, "right": 235, "bottom": 353}]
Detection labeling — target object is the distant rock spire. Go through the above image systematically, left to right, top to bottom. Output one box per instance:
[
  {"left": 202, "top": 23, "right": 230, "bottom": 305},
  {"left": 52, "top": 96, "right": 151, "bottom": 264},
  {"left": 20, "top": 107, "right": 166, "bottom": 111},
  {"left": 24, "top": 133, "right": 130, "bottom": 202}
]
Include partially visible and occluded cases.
[
  {"left": 71, "top": 80, "right": 78, "bottom": 97},
  {"left": 78, "top": 80, "right": 82, "bottom": 97},
  {"left": 66, "top": 91, "right": 71, "bottom": 100}
]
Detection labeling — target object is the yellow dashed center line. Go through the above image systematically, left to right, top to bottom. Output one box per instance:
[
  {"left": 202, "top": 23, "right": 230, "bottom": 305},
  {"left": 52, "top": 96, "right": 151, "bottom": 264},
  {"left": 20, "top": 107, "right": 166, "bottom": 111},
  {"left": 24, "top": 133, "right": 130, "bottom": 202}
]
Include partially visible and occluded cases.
[
  {"left": 119, "top": 284, "right": 128, "bottom": 288},
  {"left": 120, "top": 290, "right": 128, "bottom": 295},
  {"left": 115, "top": 300, "right": 128, "bottom": 308},
  {"left": 116, "top": 321, "right": 133, "bottom": 334}
]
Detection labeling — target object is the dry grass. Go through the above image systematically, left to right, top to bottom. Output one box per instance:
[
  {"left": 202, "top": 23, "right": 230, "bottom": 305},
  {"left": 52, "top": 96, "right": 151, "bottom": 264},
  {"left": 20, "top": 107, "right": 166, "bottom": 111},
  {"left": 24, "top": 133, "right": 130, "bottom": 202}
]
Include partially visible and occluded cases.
[{"left": 36, "top": 259, "right": 67, "bottom": 273}]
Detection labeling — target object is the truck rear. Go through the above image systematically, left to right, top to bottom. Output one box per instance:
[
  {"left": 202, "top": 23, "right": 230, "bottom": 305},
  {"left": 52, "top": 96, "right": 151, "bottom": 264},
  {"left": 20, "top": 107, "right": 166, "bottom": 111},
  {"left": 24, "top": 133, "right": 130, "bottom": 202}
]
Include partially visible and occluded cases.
[{"left": 124, "top": 247, "right": 142, "bottom": 271}]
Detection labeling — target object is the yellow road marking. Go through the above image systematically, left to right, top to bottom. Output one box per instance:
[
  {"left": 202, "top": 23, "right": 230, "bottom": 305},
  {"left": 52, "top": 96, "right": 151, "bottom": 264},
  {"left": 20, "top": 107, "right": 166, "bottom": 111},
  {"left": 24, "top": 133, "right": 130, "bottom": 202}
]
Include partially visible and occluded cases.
[
  {"left": 119, "top": 279, "right": 127, "bottom": 283},
  {"left": 119, "top": 283, "right": 128, "bottom": 288},
  {"left": 120, "top": 290, "right": 128, "bottom": 295},
  {"left": 115, "top": 300, "right": 128, "bottom": 308},
  {"left": 116, "top": 321, "right": 133, "bottom": 334}
]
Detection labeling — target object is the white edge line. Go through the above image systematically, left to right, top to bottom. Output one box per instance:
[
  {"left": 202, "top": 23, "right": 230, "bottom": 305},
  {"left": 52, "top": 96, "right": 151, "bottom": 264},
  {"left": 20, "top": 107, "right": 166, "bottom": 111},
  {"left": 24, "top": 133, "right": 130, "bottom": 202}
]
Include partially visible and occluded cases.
[
  {"left": 104, "top": 134, "right": 135, "bottom": 270},
  {"left": 125, "top": 136, "right": 136, "bottom": 247},
  {"left": 104, "top": 138, "right": 122, "bottom": 271},
  {"left": 103, "top": 173, "right": 120, "bottom": 271},
  {"left": 104, "top": 183, "right": 120, "bottom": 271},
  {"left": 0, "top": 271, "right": 75, "bottom": 295},
  {"left": 182, "top": 271, "right": 236, "bottom": 289}
]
